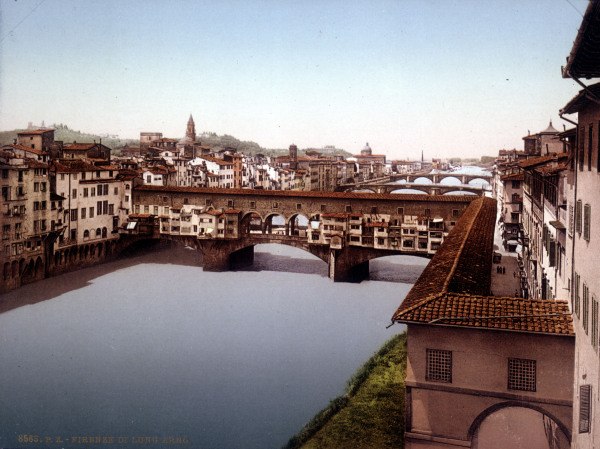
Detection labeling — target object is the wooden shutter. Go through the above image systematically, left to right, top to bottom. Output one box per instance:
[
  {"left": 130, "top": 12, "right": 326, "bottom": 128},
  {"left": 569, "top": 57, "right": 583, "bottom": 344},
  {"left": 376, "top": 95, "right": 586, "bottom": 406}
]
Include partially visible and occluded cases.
[{"left": 579, "top": 384, "right": 592, "bottom": 433}]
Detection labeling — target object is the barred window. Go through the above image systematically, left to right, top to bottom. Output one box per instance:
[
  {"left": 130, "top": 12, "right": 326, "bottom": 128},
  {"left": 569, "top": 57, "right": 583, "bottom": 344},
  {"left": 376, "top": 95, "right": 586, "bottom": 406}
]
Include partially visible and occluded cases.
[
  {"left": 426, "top": 349, "right": 452, "bottom": 383},
  {"left": 508, "top": 358, "right": 536, "bottom": 392},
  {"left": 579, "top": 384, "right": 592, "bottom": 433}
]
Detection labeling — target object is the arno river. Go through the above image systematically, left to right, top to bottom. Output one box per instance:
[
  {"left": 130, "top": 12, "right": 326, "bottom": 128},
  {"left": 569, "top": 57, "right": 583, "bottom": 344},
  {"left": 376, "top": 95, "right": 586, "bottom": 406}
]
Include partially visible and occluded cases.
[{"left": 0, "top": 243, "right": 427, "bottom": 449}]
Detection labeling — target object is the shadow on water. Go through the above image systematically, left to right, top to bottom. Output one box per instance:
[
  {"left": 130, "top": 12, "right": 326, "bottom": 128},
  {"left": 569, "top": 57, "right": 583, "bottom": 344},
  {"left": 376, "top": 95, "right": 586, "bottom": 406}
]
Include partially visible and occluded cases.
[
  {"left": 0, "top": 241, "right": 202, "bottom": 315},
  {"left": 0, "top": 242, "right": 429, "bottom": 316}
]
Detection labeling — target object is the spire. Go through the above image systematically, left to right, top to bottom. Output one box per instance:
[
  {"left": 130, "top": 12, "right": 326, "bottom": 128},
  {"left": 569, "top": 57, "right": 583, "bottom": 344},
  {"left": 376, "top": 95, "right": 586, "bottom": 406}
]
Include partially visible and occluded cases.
[
  {"left": 186, "top": 114, "right": 196, "bottom": 142},
  {"left": 421, "top": 149, "right": 424, "bottom": 162}
]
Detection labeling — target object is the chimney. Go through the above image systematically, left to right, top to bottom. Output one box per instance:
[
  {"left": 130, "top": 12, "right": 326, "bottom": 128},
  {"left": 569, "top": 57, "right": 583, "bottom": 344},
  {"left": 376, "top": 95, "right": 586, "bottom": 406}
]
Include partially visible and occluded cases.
[{"left": 13, "top": 138, "right": 17, "bottom": 145}]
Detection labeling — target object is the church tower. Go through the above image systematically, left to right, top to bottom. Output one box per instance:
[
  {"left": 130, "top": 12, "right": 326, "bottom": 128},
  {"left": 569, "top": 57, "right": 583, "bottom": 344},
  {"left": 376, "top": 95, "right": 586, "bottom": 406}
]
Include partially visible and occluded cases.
[
  {"left": 186, "top": 114, "right": 196, "bottom": 143},
  {"left": 289, "top": 143, "right": 298, "bottom": 170}
]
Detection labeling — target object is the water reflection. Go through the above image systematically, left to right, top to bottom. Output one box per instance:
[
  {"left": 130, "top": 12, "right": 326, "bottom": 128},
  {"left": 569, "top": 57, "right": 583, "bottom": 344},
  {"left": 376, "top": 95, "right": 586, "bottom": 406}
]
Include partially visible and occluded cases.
[{"left": 0, "top": 243, "right": 423, "bottom": 449}]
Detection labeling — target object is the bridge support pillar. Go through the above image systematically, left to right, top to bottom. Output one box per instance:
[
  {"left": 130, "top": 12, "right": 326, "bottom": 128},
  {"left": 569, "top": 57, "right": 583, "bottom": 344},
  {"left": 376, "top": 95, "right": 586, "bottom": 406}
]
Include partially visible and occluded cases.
[
  {"left": 230, "top": 245, "right": 254, "bottom": 268},
  {"left": 328, "top": 249, "right": 369, "bottom": 283}
]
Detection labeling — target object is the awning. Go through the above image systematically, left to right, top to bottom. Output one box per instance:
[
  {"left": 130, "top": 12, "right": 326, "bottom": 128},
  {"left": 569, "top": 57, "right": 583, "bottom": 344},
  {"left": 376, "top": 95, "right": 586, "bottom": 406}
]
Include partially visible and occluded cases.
[
  {"left": 432, "top": 217, "right": 444, "bottom": 223},
  {"left": 549, "top": 220, "right": 566, "bottom": 231},
  {"left": 126, "top": 222, "right": 137, "bottom": 230}
]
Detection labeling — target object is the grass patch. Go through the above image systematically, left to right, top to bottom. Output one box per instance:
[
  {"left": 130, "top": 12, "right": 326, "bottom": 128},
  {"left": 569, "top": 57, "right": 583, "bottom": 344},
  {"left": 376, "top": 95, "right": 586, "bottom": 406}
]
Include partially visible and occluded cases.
[{"left": 284, "top": 332, "right": 407, "bottom": 449}]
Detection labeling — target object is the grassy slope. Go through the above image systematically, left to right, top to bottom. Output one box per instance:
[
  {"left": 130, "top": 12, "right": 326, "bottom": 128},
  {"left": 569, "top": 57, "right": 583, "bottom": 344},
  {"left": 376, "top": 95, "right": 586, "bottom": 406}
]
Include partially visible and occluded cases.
[{"left": 285, "top": 332, "right": 407, "bottom": 449}]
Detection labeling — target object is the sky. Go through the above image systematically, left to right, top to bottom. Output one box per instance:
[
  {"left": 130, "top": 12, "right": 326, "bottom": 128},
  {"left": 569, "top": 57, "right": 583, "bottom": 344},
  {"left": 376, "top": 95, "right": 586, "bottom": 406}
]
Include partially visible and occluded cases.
[{"left": 0, "top": 0, "right": 591, "bottom": 159}]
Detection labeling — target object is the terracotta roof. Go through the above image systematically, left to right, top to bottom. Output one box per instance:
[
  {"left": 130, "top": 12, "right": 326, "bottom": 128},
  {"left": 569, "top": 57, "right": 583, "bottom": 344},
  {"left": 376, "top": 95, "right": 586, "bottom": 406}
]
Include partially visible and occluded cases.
[
  {"left": 17, "top": 128, "right": 54, "bottom": 135},
  {"left": 3, "top": 143, "right": 46, "bottom": 156},
  {"left": 64, "top": 143, "right": 97, "bottom": 151},
  {"left": 519, "top": 153, "right": 568, "bottom": 169},
  {"left": 25, "top": 158, "right": 48, "bottom": 168},
  {"left": 52, "top": 160, "right": 100, "bottom": 173},
  {"left": 500, "top": 173, "right": 524, "bottom": 182},
  {"left": 135, "top": 185, "right": 477, "bottom": 203},
  {"left": 392, "top": 196, "right": 574, "bottom": 336},
  {"left": 394, "top": 293, "right": 573, "bottom": 335}
]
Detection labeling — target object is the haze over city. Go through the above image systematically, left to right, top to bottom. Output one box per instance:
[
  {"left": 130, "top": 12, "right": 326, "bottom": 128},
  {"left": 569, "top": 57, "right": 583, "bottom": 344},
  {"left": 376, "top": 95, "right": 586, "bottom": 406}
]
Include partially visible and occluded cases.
[{"left": 0, "top": 0, "right": 590, "bottom": 159}]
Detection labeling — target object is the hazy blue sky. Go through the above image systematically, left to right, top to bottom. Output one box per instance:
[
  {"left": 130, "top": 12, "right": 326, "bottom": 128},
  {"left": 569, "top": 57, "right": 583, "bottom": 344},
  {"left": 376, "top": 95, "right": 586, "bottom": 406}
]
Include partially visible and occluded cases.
[{"left": 0, "top": 0, "right": 590, "bottom": 159}]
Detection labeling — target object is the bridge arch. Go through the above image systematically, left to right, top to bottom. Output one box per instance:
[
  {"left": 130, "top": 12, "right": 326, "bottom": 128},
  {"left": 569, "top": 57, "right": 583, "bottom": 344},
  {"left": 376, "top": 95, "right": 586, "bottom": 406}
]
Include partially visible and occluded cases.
[
  {"left": 413, "top": 176, "right": 434, "bottom": 184},
  {"left": 439, "top": 176, "right": 462, "bottom": 185},
  {"left": 468, "top": 177, "right": 491, "bottom": 187},
  {"left": 390, "top": 188, "right": 428, "bottom": 195},
  {"left": 443, "top": 190, "right": 477, "bottom": 196},
  {"left": 240, "top": 211, "right": 264, "bottom": 235},
  {"left": 264, "top": 213, "right": 287, "bottom": 235},
  {"left": 288, "top": 213, "right": 310, "bottom": 237},
  {"left": 468, "top": 401, "right": 570, "bottom": 448}
]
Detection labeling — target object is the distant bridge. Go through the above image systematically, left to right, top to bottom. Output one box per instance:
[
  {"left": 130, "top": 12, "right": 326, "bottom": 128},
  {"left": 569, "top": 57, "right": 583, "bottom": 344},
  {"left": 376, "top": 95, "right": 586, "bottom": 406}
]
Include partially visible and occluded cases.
[
  {"left": 338, "top": 171, "right": 492, "bottom": 195},
  {"left": 345, "top": 183, "right": 487, "bottom": 196},
  {"left": 127, "top": 186, "right": 476, "bottom": 282}
]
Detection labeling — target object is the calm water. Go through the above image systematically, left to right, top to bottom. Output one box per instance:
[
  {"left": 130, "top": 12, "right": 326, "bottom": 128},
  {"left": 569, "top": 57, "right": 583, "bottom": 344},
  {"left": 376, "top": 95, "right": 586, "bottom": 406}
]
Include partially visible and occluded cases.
[{"left": 0, "top": 244, "right": 426, "bottom": 449}]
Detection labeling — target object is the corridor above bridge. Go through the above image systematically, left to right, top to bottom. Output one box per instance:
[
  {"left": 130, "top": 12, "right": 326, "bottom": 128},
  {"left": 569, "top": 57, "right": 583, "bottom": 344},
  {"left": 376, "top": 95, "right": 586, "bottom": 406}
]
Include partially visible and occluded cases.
[{"left": 130, "top": 186, "right": 478, "bottom": 281}]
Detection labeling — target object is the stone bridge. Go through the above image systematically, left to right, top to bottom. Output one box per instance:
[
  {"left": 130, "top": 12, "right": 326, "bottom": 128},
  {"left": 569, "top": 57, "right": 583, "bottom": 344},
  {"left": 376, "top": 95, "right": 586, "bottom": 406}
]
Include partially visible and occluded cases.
[
  {"left": 346, "top": 183, "right": 487, "bottom": 195},
  {"left": 130, "top": 186, "right": 477, "bottom": 282}
]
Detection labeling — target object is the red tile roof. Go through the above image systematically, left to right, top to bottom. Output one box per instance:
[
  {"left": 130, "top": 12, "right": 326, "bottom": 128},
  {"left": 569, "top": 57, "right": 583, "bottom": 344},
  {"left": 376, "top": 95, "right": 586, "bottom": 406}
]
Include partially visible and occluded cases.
[
  {"left": 17, "top": 128, "right": 54, "bottom": 135},
  {"left": 500, "top": 173, "right": 524, "bottom": 182},
  {"left": 135, "top": 185, "right": 477, "bottom": 203},
  {"left": 392, "top": 196, "right": 574, "bottom": 336},
  {"left": 395, "top": 293, "right": 573, "bottom": 335}
]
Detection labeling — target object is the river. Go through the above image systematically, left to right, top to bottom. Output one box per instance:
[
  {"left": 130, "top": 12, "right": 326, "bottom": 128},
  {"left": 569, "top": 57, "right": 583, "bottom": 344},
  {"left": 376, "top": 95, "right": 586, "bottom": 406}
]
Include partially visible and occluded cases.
[{"left": 0, "top": 243, "right": 427, "bottom": 449}]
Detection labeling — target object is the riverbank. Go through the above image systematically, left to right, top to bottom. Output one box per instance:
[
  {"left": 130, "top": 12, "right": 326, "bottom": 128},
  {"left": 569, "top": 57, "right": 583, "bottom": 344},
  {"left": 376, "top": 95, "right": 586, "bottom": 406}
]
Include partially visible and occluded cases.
[{"left": 285, "top": 332, "right": 407, "bottom": 449}]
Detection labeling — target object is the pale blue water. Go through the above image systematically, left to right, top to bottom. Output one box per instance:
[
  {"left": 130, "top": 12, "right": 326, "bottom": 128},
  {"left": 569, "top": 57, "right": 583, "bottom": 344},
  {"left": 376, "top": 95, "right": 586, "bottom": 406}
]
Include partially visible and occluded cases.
[{"left": 0, "top": 244, "right": 425, "bottom": 449}]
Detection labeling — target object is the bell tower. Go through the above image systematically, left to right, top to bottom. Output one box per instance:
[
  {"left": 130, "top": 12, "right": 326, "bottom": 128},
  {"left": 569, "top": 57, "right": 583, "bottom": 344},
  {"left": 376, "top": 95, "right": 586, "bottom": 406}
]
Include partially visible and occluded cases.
[{"left": 186, "top": 114, "right": 196, "bottom": 143}]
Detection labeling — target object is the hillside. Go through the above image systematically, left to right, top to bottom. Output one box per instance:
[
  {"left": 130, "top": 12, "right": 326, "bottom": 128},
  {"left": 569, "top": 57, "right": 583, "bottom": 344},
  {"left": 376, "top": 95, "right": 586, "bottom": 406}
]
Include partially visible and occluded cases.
[
  {"left": 0, "top": 124, "right": 137, "bottom": 149},
  {"left": 0, "top": 125, "right": 352, "bottom": 158}
]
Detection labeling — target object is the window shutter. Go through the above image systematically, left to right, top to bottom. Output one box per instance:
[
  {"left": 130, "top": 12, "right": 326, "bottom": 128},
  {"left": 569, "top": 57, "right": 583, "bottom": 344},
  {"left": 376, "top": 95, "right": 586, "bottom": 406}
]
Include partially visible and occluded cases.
[
  {"left": 549, "top": 240, "right": 556, "bottom": 267},
  {"left": 579, "top": 384, "right": 592, "bottom": 433}
]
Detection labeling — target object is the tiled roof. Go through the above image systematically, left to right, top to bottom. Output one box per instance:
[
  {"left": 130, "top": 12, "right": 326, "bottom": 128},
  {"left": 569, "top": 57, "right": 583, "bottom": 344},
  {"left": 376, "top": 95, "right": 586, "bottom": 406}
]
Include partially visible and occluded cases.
[
  {"left": 17, "top": 128, "right": 54, "bottom": 135},
  {"left": 2, "top": 143, "right": 46, "bottom": 156},
  {"left": 64, "top": 143, "right": 97, "bottom": 151},
  {"left": 519, "top": 153, "right": 568, "bottom": 169},
  {"left": 52, "top": 160, "right": 100, "bottom": 173},
  {"left": 500, "top": 173, "right": 524, "bottom": 182},
  {"left": 136, "top": 185, "right": 477, "bottom": 203},
  {"left": 392, "top": 196, "right": 574, "bottom": 336},
  {"left": 395, "top": 293, "right": 573, "bottom": 335}
]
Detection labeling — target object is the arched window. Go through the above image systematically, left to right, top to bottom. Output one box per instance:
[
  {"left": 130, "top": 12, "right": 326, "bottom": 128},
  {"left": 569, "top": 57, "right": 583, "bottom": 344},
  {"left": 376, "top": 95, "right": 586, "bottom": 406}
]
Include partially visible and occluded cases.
[
  {"left": 101, "top": 227, "right": 107, "bottom": 238},
  {"left": 83, "top": 230, "right": 90, "bottom": 239}
]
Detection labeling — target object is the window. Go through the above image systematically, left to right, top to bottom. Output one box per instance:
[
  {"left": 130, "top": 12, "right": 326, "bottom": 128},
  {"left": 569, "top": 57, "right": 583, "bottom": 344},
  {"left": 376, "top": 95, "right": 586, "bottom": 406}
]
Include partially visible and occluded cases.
[
  {"left": 588, "top": 124, "right": 593, "bottom": 171},
  {"left": 103, "top": 184, "right": 109, "bottom": 195},
  {"left": 91, "top": 187, "right": 96, "bottom": 197},
  {"left": 114, "top": 187, "right": 118, "bottom": 195},
  {"left": 72, "top": 188, "right": 77, "bottom": 199},
  {"left": 83, "top": 188, "right": 88, "bottom": 197},
  {"left": 184, "top": 198, "right": 189, "bottom": 205},
  {"left": 205, "top": 199, "right": 212, "bottom": 206},
  {"left": 228, "top": 200, "right": 234, "bottom": 208},
  {"left": 576, "top": 200, "right": 582, "bottom": 234},
  {"left": 97, "top": 201, "right": 102, "bottom": 216},
  {"left": 250, "top": 201, "right": 256, "bottom": 209},
  {"left": 273, "top": 202, "right": 278, "bottom": 209},
  {"left": 296, "top": 203, "right": 302, "bottom": 210},
  {"left": 108, "top": 204, "right": 114, "bottom": 215},
  {"left": 321, "top": 204, "right": 326, "bottom": 212},
  {"left": 583, "top": 204, "right": 591, "bottom": 241},
  {"left": 345, "top": 205, "right": 352, "bottom": 213},
  {"left": 371, "top": 206, "right": 378, "bottom": 214},
  {"left": 89, "top": 207, "right": 94, "bottom": 218},
  {"left": 397, "top": 207, "right": 404, "bottom": 215},
  {"left": 81, "top": 208, "right": 86, "bottom": 219},
  {"left": 424, "top": 208, "right": 431, "bottom": 217},
  {"left": 70, "top": 209, "right": 78, "bottom": 221},
  {"left": 452, "top": 209, "right": 460, "bottom": 218},
  {"left": 575, "top": 273, "right": 581, "bottom": 318},
  {"left": 583, "top": 283, "right": 590, "bottom": 334},
  {"left": 592, "top": 297, "right": 598, "bottom": 351},
  {"left": 426, "top": 349, "right": 452, "bottom": 383},
  {"left": 508, "top": 358, "right": 536, "bottom": 392},
  {"left": 579, "top": 384, "right": 592, "bottom": 433}
]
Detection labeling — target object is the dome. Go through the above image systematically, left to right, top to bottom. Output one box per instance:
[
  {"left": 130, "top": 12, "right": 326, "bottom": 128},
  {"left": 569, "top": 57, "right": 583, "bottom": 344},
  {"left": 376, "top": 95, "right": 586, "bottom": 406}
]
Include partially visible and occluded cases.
[
  {"left": 540, "top": 121, "right": 559, "bottom": 134},
  {"left": 361, "top": 142, "right": 372, "bottom": 156}
]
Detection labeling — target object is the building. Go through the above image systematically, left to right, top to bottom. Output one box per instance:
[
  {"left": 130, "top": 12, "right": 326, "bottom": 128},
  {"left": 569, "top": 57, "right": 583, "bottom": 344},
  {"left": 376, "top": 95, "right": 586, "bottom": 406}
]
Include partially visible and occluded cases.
[
  {"left": 560, "top": 2, "right": 600, "bottom": 445},
  {"left": 1, "top": 150, "right": 54, "bottom": 291},
  {"left": 392, "top": 196, "right": 574, "bottom": 449}
]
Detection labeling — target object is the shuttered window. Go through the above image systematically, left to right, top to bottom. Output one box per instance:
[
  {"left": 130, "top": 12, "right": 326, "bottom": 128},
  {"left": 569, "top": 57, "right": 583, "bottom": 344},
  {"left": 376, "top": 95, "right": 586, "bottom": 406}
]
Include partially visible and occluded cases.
[
  {"left": 576, "top": 200, "right": 583, "bottom": 234},
  {"left": 583, "top": 204, "right": 591, "bottom": 241},
  {"left": 549, "top": 240, "right": 556, "bottom": 267},
  {"left": 583, "top": 284, "right": 590, "bottom": 335},
  {"left": 592, "top": 298, "right": 598, "bottom": 351},
  {"left": 508, "top": 358, "right": 536, "bottom": 392},
  {"left": 579, "top": 384, "right": 592, "bottom": 433}
]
